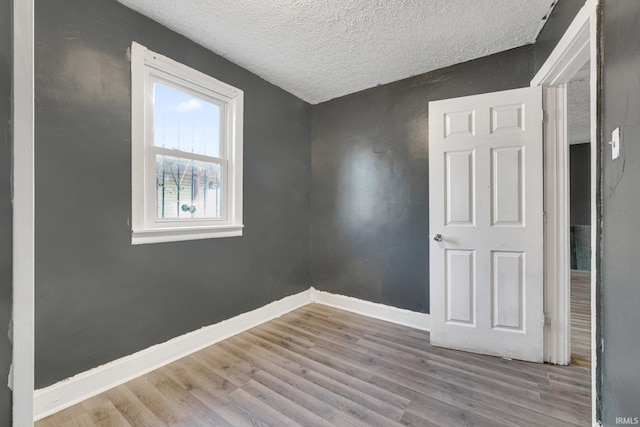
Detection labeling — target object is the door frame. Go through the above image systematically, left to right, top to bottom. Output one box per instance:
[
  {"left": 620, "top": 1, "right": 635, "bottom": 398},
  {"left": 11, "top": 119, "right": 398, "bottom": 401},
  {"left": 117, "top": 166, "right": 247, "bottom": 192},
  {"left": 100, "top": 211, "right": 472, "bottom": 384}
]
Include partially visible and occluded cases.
[
  {"left": 12, "top": 0, "right": 36, "bottom": 425},
  {"left": 530, "top": 0, "right": 599, "bottom": 424}
]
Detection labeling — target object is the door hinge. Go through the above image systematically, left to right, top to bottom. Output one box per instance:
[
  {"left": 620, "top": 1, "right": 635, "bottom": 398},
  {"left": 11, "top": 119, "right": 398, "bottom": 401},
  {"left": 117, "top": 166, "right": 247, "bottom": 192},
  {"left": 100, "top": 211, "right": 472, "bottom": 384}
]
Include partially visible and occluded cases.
[{"left": 544, "top": 313, "right": 551, "bottom": 327}]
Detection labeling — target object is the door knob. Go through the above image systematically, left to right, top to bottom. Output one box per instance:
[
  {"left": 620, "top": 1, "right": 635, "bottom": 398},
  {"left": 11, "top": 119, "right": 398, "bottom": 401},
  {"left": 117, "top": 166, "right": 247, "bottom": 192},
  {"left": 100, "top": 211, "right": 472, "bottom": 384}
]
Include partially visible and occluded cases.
[{"left": 433, "top": 234, "right": 443, "bottom": 242}]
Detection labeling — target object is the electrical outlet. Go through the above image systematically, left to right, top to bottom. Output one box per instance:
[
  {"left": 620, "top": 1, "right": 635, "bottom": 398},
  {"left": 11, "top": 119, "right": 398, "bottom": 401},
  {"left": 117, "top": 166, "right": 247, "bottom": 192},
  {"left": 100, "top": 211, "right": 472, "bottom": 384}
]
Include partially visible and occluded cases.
[{"left": 612, "top": 127, "right": 620, "bottom": 160}]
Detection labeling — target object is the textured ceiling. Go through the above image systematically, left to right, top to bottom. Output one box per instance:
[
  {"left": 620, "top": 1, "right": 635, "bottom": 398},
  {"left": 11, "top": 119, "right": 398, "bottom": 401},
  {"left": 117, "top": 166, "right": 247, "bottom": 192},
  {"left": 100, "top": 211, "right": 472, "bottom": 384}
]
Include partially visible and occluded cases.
[
  {"left": 119, "top": 0, "right": 556, "bottom": 104},
  {"left": 568, "top": 61, "right": 591, "bottom": 145}
]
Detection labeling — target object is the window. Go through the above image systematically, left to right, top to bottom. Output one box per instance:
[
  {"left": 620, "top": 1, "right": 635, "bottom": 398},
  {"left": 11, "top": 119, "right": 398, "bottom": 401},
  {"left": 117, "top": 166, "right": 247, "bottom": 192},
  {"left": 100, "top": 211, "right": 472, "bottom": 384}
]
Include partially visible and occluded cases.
[{"left": 131, "top": 42, "right": 243, "bottom": 244}]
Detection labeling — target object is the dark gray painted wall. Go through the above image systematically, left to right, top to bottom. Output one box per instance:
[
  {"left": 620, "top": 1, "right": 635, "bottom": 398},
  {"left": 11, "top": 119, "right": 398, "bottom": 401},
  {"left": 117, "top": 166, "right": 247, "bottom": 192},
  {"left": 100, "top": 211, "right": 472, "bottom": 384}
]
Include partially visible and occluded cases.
[
  {"left": 0, "top": 0, "right": 12, "bottom": 423},
  {"left": 35, "top": 0, "right": 311, "bottom": 388},
  {"left": 534, "top": 0, "right": 587, "bottom": 73},
  {"left": 600, "top": 1, "right": 640, "bottom": 424},
  {"left": 30, "top": 4, "right": 640, "bottom": 424},
  {"left": 311, "top": 47, "right": 535, "bottom": 313},
  {"left": 570, "top": 144, "right": 591, "bottom": 225},
  {"left": 570, "top": 144, "right": 591, "bottom": 271}
]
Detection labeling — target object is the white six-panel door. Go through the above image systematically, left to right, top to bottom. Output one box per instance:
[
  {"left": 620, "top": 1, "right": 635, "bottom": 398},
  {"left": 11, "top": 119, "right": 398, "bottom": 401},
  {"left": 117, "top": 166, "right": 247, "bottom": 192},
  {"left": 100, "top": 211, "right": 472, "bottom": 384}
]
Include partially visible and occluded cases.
[{"left": 428, "top": 87, "right": 544, "bottom": 363}]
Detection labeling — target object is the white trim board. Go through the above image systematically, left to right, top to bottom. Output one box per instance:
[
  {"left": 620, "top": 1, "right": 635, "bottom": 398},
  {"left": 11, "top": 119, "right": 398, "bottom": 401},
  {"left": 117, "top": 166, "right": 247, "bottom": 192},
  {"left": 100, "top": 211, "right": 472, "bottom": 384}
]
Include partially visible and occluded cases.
[
  {"left": 12, "top": 0, "right": 36, "bottom": 426},
  {"left": 532, "top": 0, "right": 594, "bottom": 367},
  {"left": 531, "top": 1, "right": 591, "bottom": 87},
  {"left": 34, "top": 288, "right": 430, "bottom": 421},
  {"left": 310, "top": 288, "right": 430, "bottom": 332},
  {"left": 33, "top": 289, "right": 311, "bottom": 421}
]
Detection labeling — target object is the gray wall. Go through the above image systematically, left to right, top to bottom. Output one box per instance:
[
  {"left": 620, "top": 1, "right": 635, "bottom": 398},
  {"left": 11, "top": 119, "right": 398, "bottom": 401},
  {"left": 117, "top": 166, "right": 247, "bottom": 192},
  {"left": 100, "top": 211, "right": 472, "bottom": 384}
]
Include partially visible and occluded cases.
[
  {"left": 0, "top": 0, "right": 12, "bottom": 422},
  {"left": 35, "top": 0, "right": 311, "bottom": 388},
  {"left": 534, "top": 0, "right": 587, "bottom": 73},
  {"left": 600, "top": 1, "right": 640, "bottom": 424},
  {"left": 27, "top": 2, "right": 640, "bottom": 424},
  {"left": 311, "top": 46, "right": 535, "bottom": 313},
  {"left": 569, "top": 143, "right": 591, "bottom": 271},
  {"left": 570, "top": 144, "right": 591, "bottom": 226}
]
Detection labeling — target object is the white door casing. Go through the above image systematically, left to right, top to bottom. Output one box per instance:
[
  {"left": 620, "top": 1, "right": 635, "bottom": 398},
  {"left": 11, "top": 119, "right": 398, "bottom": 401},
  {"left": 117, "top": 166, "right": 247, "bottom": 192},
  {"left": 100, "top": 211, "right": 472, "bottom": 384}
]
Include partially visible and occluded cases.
[
  {"left": 532, "top": 2, "right": 599, "bottom": 422},
  {"left": 429, "top": 86, "right": 544, "bottom": 363}
]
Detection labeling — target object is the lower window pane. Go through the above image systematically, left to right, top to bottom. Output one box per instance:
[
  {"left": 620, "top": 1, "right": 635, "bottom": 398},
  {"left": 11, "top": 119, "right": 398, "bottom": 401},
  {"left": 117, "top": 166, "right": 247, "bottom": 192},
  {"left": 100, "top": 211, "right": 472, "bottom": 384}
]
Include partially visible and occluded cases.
[{"left": 156, "top": 155, "right": 223, "bottom": 219}]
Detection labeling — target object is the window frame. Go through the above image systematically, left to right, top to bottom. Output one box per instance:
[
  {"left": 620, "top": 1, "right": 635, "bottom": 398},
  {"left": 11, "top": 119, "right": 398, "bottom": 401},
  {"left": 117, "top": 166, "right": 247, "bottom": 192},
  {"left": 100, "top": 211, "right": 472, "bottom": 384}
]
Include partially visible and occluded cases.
[{"left": 131, "top": 42, "right": 244, "bottom": 244}]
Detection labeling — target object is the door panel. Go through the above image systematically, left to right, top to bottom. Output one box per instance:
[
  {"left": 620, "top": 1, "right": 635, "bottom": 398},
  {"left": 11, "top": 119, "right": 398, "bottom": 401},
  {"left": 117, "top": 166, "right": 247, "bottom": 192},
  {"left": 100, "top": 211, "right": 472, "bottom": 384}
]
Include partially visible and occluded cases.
[
  {"left": 429, "top": 86, "right": 543, "bottom": 362},
  {"left": 490, "top": 103, "right": 525, "bottom": 133},
  {"left": 445, "top": 110, "right": 475, "bottom": 138},
  {"left": 491, "top": 147, "right": 524, "bottom": 226},
  {"left": 445, "top": 151, "right": 475, "bottom": 226},
  {"left": 445, "top": 249, "right": 475, "bottom": 325},
  {"left": 491, "top": 250, "right": 524, "bottom": 331}
]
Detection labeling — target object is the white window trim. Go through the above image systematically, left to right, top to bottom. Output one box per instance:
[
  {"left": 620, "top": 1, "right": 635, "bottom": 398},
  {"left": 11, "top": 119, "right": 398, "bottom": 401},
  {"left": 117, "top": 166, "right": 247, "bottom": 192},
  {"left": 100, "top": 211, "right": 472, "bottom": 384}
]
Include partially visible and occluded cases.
[{"left": 131, "top": 42, "right": 244, "bottom": 244}]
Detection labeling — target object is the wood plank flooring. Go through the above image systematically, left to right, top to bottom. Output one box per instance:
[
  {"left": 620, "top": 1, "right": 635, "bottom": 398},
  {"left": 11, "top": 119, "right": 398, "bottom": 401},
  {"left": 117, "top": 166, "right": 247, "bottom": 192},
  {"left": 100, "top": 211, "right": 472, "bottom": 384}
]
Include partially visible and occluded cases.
[
  {"left": 571, "top": 270, "right": 591, "bottom": 367},
  {"left": 37, "top": 304, "right": 592, "bottom": 427}
]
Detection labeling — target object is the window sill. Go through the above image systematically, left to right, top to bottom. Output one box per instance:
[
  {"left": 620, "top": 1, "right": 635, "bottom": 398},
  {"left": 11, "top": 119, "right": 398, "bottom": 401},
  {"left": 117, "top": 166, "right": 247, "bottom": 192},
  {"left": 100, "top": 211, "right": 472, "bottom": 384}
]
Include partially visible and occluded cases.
[{"left": 132, "top": 224, "right": 244, "bottom": 245}]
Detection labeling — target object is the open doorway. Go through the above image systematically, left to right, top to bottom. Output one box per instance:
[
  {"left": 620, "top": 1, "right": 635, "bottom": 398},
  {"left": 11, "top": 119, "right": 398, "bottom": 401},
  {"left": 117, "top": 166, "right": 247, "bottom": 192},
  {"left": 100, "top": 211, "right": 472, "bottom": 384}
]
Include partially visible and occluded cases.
[
  {"left": 532, "top": 1, "right": 598, "bottom": 421},
  {"left": 567, "top": 62, "right": 591, "bottom": 367}
]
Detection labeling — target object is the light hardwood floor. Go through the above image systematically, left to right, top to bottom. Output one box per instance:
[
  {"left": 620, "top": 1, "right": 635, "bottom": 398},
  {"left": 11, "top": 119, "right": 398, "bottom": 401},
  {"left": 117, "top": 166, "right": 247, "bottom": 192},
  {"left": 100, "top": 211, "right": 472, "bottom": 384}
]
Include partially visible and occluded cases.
[
  {"left": 571, "top": 270, "right": 592, "bottom": 367},
  {"left": 37, "top": 304, "right": 591, "bottom": 426}
]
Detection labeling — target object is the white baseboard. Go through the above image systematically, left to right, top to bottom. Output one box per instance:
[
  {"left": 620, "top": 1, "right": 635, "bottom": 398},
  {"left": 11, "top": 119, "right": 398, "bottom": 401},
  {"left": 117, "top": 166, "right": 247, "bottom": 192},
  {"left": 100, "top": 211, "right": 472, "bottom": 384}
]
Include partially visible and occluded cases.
[
  {"left": 34, "top": 287, "right": 429, "bottom": 421},
  {"left": 33, "top": 288, "right": 311, "bottom": 421},
  {"left": 310, "top": 288, "right": 430, "bottom": 331}
]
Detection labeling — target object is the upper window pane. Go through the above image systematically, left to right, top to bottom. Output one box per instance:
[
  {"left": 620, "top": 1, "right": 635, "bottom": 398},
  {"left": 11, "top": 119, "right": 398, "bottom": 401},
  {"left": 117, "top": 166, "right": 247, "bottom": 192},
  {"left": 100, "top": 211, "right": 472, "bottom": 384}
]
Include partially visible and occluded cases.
[{"left": 153, "top": 82, "right": 221, "bottom": 158}]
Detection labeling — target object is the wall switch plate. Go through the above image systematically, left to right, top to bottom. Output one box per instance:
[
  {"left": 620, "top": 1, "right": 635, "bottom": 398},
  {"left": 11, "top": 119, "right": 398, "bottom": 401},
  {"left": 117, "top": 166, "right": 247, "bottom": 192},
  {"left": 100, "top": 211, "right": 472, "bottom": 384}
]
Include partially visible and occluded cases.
[{"left": 612, "top": 127, "right": 620, "bottom": 160}]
